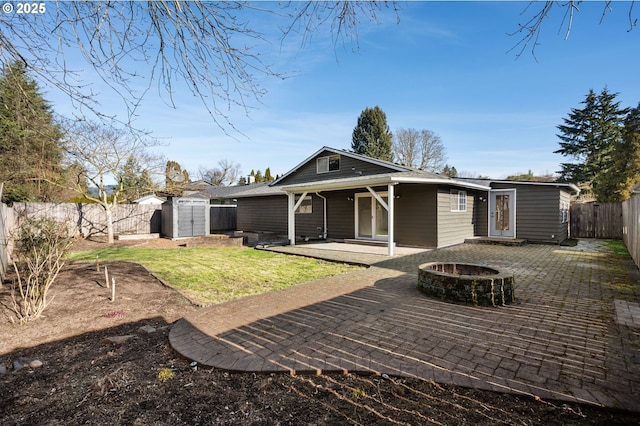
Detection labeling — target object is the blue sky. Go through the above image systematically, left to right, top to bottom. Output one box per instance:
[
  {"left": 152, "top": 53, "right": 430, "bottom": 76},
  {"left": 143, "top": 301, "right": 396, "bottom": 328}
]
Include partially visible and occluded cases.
[{"left": 45, "top": 1, "right": 640, "bottom": 181}]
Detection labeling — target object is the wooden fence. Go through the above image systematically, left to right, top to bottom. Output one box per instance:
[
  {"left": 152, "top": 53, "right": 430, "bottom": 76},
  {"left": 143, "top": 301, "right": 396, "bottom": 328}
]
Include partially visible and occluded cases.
[
  {"left": 622, "top": 195, "right": 640, "bottom": 269},
  {"left": 0, "top": 199, "right": 236, "bottom": 281},
  {"left": 10, "top": 202, "right": 237, "bottom": 237},
  {"left": 570, "top": 202, "right": 623, "bottom": 239},
  {"left": 12, "top": 203, "right": 162, "bottom": 237},
  {"left": 210, "top": 205, "right": 237, "bottom": 231}
]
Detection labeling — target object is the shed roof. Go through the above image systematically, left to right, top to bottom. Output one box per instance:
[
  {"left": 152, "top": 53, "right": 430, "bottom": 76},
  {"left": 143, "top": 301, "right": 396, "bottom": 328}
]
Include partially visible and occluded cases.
[{"left": 459, "top": 178, "right": 580, "bottom": 193}]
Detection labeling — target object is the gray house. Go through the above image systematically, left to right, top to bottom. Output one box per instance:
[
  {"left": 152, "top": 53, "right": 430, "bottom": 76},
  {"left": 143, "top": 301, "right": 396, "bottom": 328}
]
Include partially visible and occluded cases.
[{"left": 224, "top": 147, "right": 579, "bottom": 254}]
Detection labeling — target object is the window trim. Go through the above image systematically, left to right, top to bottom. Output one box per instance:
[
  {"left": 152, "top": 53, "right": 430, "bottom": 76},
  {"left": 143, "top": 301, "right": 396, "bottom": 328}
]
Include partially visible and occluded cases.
[
  {"left": 316, "top": 154, "right": 340, "bottom": 173},
  {"left": 450, "top": 190, "right": 467, "bottom": 212},
  {"left": 295, "top": 195, "right": 313, "bottom": 214}
]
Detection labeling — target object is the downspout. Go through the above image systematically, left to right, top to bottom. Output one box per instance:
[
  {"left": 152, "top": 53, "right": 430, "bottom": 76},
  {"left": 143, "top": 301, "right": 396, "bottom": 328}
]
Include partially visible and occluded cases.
[{"left": 315, "top": 192, "right": 327, "bottom": 239}]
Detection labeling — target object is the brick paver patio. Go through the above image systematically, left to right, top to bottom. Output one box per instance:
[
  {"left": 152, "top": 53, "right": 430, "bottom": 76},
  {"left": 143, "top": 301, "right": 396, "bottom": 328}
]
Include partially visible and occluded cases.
[{"left": 169, "top": 240, "right": 640, "bottom": 411}]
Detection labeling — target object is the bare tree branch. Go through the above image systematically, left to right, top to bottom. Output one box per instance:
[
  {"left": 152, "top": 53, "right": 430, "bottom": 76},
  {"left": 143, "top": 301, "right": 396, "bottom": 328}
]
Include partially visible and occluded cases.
[
  {"left": 1, "top": 1, "right": 398, "bottom": 134},
  {"left": 508, "top": 1, "right": 637, "bottom": 60},
  {"left": 60, "top": 119, "right": 163, "bottom": 243},
  {"left": 392, "top": 128, "right": 447, "bottom": 173},
  {"left": 198, "top": 160, "right": 242, "bottom": 186}
]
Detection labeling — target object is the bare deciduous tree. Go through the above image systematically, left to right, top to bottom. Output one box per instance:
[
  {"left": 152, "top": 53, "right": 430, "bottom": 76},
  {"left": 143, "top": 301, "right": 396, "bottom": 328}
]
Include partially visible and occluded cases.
[
  {"left": 510, "top": 1, "right": 637, "bottom": 60},
  {"left": 0, "top": 2, "right": 397, "bottom": 132},
  {"left": 61, "top": 120, "right": 163, "bottom": 244},
  {"left": 392, "top": 128, "right": 447, "bottom": 173},
  {"left": 198, "top": 160, "right": 242, "bottom": 187}
]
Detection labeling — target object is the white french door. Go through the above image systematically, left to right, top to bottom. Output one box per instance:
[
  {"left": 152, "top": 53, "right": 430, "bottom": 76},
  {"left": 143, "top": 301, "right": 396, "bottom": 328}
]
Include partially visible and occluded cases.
[
  {"left": 489, "top": 190, "right": 516, "bottom": 238},
  {"left": 355, "top": 193, "right": 388, "bottom": 240}
]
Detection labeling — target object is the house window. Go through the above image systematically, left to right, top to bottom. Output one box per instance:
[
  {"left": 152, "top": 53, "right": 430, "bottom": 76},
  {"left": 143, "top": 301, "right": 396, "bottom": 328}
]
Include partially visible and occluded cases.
[
  {"left": 317, "top": 155, "right": 340, "bottom": 173},
  {"left": 450, "top": 190, "right": 467, "bottom": 212},
  {"left": 296, "top": 196, "right": 312, "bottom": 214},
  {"left": 560, "top": 201, "right": 569, "bottom": 223}
]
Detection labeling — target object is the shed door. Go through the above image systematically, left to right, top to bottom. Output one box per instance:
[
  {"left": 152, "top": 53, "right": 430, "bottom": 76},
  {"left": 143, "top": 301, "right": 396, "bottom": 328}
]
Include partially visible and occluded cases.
[
  {"left": 489, "top": 190, "right": 516, "bottom": 238},
  {"left": 178, "top": 205, "right": 206, "bottom": 237}
]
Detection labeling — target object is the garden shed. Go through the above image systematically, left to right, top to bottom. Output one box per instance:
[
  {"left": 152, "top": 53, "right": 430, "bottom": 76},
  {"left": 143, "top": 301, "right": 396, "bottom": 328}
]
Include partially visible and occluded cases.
[{"left": 161, "top": 197, "right": 210, "bottom": 239}]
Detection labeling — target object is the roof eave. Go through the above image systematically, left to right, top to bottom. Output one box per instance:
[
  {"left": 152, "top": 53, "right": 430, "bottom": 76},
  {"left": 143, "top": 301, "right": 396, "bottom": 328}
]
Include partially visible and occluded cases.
[
  {"left": 281, "top": 175, "right": 492, "bottom": 193},
  {"left": 281, "top": 176, "right": 395, "bottom": 193},
  {"left": 391, "top": 176, "right": 491, "bottom": 191}
]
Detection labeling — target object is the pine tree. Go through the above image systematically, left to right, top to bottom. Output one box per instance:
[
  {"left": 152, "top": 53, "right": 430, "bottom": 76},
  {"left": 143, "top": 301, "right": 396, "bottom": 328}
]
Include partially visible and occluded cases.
[
  {"left": 0, "top": 61, "right": 66, "bottom": 203},
  {"left": 554, "top": 88, "right": 628, "bottom": 200},
  {"left": 598, "top": 103, "right": 640, "bottom": 201},
  {"left": 621, "top": 104, "right": 640, "bottom": 197},
  {"left": 351, "top": 106, "right": 394, "bottom": 162},
  {"left": 118, "top": 155, "right": 155, "bottom": 201},
  {"left": 442, "top": 165, "right": 458, "bottom": 178},
  {"left": 264, "top": 167, "right": 274, "bottom": 182},
  {"left": 254, "top": 170, "right": 263, "bottom": 183}
]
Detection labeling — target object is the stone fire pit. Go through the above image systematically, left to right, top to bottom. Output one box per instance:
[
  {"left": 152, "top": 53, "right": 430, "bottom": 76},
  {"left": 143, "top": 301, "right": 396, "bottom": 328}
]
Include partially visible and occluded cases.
[{"left": 418, "top": 262, "right": 515, "bottom": 307}]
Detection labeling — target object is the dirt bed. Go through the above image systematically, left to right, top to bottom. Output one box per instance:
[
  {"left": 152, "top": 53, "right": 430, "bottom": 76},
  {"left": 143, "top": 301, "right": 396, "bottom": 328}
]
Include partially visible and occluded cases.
[{"left": 1, "top": 238, "right": 639, "bottom": 425}]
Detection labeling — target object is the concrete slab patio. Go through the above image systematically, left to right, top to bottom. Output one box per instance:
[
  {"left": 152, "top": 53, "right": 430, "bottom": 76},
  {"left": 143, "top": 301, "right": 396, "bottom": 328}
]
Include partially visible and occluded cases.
[{"left": 169, "top": 239, "right": 640, "bottom": 411}]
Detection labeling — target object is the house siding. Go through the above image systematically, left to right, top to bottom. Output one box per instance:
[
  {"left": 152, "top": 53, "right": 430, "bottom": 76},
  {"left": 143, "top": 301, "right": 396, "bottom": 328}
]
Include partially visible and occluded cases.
[
  {"left": 277, "top": 150, "right": 399, "bottom": 186},
  {"left": 491, "top": 183, "right": 565, "bottom": 243},
  {"left": 394, "top": 184, "right": 438, "bottom": 247},
  {"left": 235, "top": 185, "right": 463, "bottom": 247},
  {"left": 436, "top": 187, "right": 476, "bottom": 247},
  {"left": 325, "top": 190, "right": 356, "bottom": 239},
  {"left": 236, "top": 194, "right": 329, "bottom": 239},
  {"left": 474, "top": 194, "right": 489, "bottom": 237},
  {"left": 295, "top": 195, "right": 328, "bottom": 239},
  {"left": 237, "top": 196, "right": 288, "bottom": 235}
]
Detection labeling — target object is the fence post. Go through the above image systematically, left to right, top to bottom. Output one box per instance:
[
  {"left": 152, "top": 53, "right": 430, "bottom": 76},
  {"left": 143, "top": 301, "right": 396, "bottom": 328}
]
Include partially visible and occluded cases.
[{"left": 0, "top": 182, "right": 13, "bottom": 283}]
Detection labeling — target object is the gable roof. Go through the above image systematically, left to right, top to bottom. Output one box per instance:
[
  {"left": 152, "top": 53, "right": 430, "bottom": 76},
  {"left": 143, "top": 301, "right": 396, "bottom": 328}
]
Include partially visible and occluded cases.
[
  {"left": 270, "top": 146, "right": 413, "bottom": 186},
  {"left": 215, "top": 147, "right": 492, "bottom": 198}
]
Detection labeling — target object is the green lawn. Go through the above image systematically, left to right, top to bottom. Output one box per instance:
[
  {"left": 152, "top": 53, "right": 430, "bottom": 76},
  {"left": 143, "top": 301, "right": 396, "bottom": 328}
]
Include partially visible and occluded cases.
[{"left": 67, "top": 247, "right": 361, "bottom": 305}]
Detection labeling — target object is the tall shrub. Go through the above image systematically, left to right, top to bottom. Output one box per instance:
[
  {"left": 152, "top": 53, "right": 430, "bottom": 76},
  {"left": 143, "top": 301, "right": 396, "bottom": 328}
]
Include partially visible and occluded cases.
[{"left": 10, "top": 218, "right": 73, "bottom": 324}]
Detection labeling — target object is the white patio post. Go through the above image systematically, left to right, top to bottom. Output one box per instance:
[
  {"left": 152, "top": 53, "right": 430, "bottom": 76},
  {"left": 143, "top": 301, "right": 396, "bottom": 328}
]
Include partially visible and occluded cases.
[
  {"left": 387, "top": 183, "right": 395, "bottom": 256},
  {"left": 287, "top": 191, "right": 309, "bottom": 246},
  {"left": 288, "top": 193, "right": 296, "bottom": 245}
]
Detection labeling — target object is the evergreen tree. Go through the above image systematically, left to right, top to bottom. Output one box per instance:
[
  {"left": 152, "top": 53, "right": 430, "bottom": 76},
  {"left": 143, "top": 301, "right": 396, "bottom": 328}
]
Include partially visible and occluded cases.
[
  {"left": 0, "top": 61, "right": 66, "bottom": 203},
  {"left": 554, "top": 88, "right": 628, "bottom": 200},
  {"left": 599, "top": 103, "right": 640, "bottom": 201},
  {"left": 621, "top": 104, "right": 640, "bottom": 197},
  {"left": 351, "top": 106, "right": 394, "bottom": 162},
  {"left": 118, "top": 155, "right": 155, "bottom": 201},
  {"left": 442, "top": 165, "right": 458, "bottom": 178},
  {"left": 264, "top": 167, "right": 274, "bottom": 182},
  {"left": 254, "top": 170, "right": 263, "bottom": 183}
]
